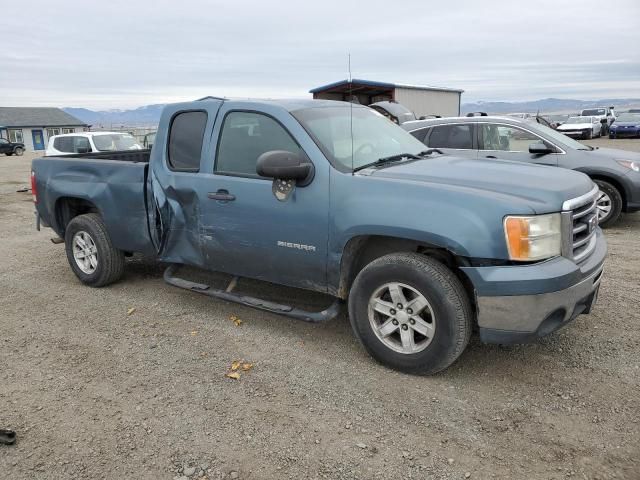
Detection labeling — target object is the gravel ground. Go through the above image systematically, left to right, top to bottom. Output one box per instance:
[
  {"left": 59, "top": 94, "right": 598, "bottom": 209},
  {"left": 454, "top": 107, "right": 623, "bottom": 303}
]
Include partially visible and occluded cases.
[{"left": 1, "top": 138, "right": 639, "bottom": 479}]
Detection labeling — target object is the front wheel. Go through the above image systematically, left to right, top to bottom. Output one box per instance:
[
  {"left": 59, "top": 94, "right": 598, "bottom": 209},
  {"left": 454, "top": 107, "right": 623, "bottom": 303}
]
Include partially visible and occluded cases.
[
  {"left": 594, "top": 179, "right": 623, "bottom": 227},
  {"left": 64, "top": 213, "right": 125, "bottom": 287},
  {"left": 348, "top": 253, "right": 472, "bottom": 375}
]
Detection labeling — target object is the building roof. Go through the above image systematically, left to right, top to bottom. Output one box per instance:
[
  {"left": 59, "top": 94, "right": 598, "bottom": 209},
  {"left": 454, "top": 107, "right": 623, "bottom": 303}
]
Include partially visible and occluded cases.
[
  {"left": 309, "top": 78, "right": 464, "bottom": 94},
  {"left": 0, "top": 107, "right": 87, "bottom": 128}
]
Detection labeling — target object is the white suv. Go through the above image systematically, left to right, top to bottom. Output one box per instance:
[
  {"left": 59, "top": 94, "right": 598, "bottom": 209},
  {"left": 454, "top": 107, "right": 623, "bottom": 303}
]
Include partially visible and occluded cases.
[{"left": 45, "top": 132, "right": 143, "bottom": 156}]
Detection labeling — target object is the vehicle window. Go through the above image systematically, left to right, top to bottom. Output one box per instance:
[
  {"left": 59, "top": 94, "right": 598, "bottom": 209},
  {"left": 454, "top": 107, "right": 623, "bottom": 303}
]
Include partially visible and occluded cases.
[
  {"left": 292, "top": 106, "right": 426, "bottom": 171},
  {"left": 582, "top": 109, "right": 606, "bottom": 116},
  {"left": 167, "top": 111, "right": 207, "bottom": 171},
  {"left": 216, "top": 111, "right": 302, "bottom": 177},
  {"left": 616, "top": 113, "right": 640, "bottom": 122},
  {"left": 427, "top": 124, "right": 473, "bottom": 149},
  {"left": 479, "top": 124, "right": 539, "bottom": 151},
  {"left": 409, "top": 127, "right": 430, "bottom": 142},
  {"left": 93, "top": 133, "right": 143, "bottom": 152},
  {"left": 54, "top": 136, "right": 73, "bottom": 152},
  {"left": 74, "top": 136, "right": 91, "bottom": 152},
  {"left": 0, "top": 139, "right": 7, "bottom": 144}
]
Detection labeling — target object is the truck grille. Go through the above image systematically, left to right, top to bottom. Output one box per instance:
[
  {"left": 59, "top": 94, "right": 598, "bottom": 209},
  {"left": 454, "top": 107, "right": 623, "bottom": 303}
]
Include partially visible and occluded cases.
[{"left": 562, "top": 186, "right": 599, "bottom": 263}]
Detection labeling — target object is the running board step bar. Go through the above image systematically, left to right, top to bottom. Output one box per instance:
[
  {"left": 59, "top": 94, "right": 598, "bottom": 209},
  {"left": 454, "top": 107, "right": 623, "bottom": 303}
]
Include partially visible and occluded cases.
[{"left": 163, "top": 264, "right": 342, "bottom": 323}]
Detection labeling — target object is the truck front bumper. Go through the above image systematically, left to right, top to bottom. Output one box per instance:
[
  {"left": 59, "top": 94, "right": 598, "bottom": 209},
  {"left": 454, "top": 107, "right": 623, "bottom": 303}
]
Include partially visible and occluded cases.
[{"left": 461, "top": 229, "right": 607, "bottom": 344}]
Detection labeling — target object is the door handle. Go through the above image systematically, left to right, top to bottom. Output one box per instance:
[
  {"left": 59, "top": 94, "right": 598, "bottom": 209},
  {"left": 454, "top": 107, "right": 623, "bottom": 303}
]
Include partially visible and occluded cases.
[
  {"left": 485, "top": 155, "right": 497, "bottom": 159},
  {"left": 208, "top": 189, "right": 236, "bottom": 201}
]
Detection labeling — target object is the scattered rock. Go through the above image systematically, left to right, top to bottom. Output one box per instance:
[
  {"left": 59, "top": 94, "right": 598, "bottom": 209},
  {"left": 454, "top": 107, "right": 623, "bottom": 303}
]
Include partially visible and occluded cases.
[
  {"left": 356, "top": 442, "right": 367, "bottom": 449},
  {"left": 183, "top": 466, "right": 196, "bottom": 476}
]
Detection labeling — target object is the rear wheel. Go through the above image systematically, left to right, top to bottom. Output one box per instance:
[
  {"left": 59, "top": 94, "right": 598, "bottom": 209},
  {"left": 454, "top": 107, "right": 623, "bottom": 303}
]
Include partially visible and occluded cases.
[
  {"left": 13, "top": 147, "right": 24, "bottom": 156},
  {"left": 594, "top": 180, "right": 623, "bottom": 227},
  {"left": 64, "top": 213, "right": 125, "bottom": 287},
  {"left": 348, "top": 253, "right": 472, "bottom": 375}
]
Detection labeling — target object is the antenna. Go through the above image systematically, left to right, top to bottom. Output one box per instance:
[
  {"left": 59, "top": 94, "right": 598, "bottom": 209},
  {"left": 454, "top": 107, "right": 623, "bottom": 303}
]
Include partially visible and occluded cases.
[{"left": 348, "top": 53, "right": 354, "bottom": 174}]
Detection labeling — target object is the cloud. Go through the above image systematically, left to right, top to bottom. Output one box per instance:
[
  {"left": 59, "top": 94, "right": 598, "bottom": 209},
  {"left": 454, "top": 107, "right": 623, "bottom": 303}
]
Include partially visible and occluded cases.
[{"left": 1, "top": 0, "right": 638, "bottom": 108}]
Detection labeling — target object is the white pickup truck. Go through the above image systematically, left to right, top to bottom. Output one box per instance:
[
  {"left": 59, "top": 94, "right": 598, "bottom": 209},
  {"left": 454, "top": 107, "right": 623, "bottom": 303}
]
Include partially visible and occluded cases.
[{"left": 580, "top": 106, "right": 616, "bottom": 135}]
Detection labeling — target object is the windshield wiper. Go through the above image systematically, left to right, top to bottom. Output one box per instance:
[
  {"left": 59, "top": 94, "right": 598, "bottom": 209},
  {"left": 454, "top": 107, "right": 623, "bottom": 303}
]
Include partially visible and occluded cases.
[
  {"left": 417, "top": 148, "right": 444, "bottom": 156},
  {"left": 352, "top": 153, "right": 421, "bottom": 173}
]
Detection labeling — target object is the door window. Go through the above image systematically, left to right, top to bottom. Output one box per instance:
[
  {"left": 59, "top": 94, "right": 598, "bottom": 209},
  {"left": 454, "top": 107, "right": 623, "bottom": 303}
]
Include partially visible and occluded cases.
[
  {"left": 167, "top": 111, "right": 208, "bottom": 172},
  {"left": 215, "top": 111, "right": 302, "bottom": 177},
  {"left": 427, "top": 124, "right": 473, "bottom": 149},
  {"left": 479, "top": 124, "right": 539, "bottom": 152},
  {"left": 409, "top": 127, "right": 431, "bottom": 142},
  {"left": 54, "top": 136, "right": 91, "bottom": 153}
]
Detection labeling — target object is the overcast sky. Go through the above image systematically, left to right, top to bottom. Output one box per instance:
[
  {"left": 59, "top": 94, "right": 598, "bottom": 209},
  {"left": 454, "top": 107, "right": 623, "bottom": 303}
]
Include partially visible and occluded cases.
[{"left": 1, "top": 0, "right": 639, "bottom": 109}]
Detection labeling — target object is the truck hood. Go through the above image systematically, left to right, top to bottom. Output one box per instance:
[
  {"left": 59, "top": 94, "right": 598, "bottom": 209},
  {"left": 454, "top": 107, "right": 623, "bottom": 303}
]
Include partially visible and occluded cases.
[{"left": 363, "top": 155, "right": 594, "bottom": 214}]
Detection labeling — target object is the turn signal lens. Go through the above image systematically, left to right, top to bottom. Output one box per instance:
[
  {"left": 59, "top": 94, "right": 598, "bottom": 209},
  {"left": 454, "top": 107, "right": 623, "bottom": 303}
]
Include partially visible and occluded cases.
[
  {"left": 30, "top": 171, "right": 38, "bottom": 204},
  {"left": 504, "top": 213, "right": 561, "bottom": 261}
]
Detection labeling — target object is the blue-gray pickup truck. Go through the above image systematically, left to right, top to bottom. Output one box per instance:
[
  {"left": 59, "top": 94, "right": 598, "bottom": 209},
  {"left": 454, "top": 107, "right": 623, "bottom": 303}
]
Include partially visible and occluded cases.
[{"left": 31, "top": 98, "right": 606, "bottom": 374}]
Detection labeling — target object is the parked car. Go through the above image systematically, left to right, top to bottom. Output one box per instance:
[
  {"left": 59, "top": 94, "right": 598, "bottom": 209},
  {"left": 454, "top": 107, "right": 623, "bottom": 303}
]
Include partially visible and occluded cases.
[
  {"left": 32, "top": 98, "right": 606, "bottom": 375},
  {"left": 368, "top": 101, "right": 417, "bottom": 124},
  {"left": 581, "top": 106, "right": 615, "bottom": 135},
  {"left": 627, "top": 109, "right": 640, "bottom": 114},
  {"left": 609, "top": 113, "right": 640, "bottom": 139},
  {"left": 402, "top": 115, "right": 640, "bottom": 227},
  {"left": 557, "top": 116, "right": 603, "bottom": 139},
  {"left": 45, "top": 132, "right": 143, "bottom": 156},
  {"left": 0, "top": 138, "right": 25, "bottom": 156}
]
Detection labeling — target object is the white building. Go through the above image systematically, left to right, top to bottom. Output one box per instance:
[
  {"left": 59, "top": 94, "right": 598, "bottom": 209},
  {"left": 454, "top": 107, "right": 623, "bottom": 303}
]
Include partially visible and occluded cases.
[
  {"left": 310, "top": 79, "right": 464, "bottom": 118},
  {"left": 0, "top": 107, "right": 87, "bottom": 152}
]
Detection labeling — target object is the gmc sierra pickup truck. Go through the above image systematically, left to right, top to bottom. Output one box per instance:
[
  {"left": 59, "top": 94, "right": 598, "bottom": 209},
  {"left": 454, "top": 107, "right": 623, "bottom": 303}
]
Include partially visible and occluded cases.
[{"left": 32, "top": 98, "right": 607, "bottom": 374}]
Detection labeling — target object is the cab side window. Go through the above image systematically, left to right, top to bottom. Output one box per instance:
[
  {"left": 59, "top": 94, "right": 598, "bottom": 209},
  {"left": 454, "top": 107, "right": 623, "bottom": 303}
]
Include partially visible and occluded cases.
[
  {"left": 168, "top": 111, "right": 208, "bottom": 172},
  {"left": 215, "top": 111, "right": 302, "bottom": 177},
  {"left": 426, "top": 124, "right": 473, "bottom": 149},
  {"left": 479, "top": 124, "right": 538, "bottom": 152},
  {"left": 409, "top": 127, "right": 431, "bottom": 143}
]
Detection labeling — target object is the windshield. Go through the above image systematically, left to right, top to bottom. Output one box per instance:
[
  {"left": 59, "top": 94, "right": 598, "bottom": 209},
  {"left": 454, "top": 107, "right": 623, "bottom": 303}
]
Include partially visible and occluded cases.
[
  {"left": 292, "top": 106, "right": 427, "bottom": 171},
  {"left": 582, "top": 108, "right": 606, "bottom": 116},
  {"left": 616, "top": 113, "right": 640, "bottom": 122},
  {"left": 565, "top": 116, "right": 591, "bottom": 124},
  {"left": 526, "top": 121, "right": 591, "bottom": 150},
  {"left": 92, "top": 133, "right": 141, "bottom": 151}
]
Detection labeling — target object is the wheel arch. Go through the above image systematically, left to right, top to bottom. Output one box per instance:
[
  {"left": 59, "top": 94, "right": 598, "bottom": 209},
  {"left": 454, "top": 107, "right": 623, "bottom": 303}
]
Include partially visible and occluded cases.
[
  {"left": 586, "top": 173, "right": 628, "bottom": 210},
  {"left": 54, "top": 196, "right": 102, "bottom": 235},
  {"left": 334, "top": 234, "right": 476, "bottom": 314}
]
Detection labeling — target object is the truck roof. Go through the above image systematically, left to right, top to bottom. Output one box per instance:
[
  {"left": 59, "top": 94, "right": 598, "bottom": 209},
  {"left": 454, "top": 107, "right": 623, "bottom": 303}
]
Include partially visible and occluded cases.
[{"left": 195, "top": 97, "right": 361, "bottom": 112}]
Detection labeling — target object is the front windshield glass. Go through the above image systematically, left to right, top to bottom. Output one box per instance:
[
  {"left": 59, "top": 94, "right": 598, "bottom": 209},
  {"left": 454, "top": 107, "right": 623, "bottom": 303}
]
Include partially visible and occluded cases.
[
  {"left": 292, "top": 106, "right": 427, "bottom": 171},
  {"left": 582, "top": 108, "right": 605, "bottom": 116},
  {"left": 616, "top": 113, "right": 640, "bottom": 122},
  {"left": 566, "top": 116, "right": 591, "bottom": 124},
  {"left": 526, "top": 121, "right": 590, "bottom": 150},
  {"left": 93, "top": 134, "right": 141, "bottom": 151}
]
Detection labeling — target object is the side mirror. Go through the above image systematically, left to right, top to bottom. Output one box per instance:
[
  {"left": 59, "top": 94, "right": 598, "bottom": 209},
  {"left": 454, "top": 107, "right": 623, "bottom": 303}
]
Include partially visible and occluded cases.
[
  {"left": 529, "top": 142, "right": 553, "bottom": 155},
  {"left": 256, "top": 150, "right": 313, "bottom": 183},
  {"left": 256, "top": 150, "right": 314, "bottom": 201}
]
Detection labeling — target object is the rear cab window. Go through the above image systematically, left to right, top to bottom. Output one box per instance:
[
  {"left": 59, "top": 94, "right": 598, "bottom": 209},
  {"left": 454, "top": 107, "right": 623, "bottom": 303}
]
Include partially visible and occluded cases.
[
  {"left": 168, "top": 111, "right": 208, "bottom": 172},
  {"left": 426, "top": 124, "right": 474, "bottom": 149}
]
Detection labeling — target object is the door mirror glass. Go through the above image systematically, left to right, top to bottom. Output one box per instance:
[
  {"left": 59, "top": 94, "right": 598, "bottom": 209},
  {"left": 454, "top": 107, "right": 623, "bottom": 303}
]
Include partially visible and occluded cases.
[
  {"left": 529, "top": 142, "right": 553, "bottom": 155},
  {"left": 256, "top": 150, "right": 313, "bottom": 183}
]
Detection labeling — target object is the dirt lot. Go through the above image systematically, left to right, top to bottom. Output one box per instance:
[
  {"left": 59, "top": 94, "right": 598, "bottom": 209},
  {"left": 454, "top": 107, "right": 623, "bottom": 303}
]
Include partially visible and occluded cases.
[{"left": 1, "top": 138, "right": 639, "bottom": 480}]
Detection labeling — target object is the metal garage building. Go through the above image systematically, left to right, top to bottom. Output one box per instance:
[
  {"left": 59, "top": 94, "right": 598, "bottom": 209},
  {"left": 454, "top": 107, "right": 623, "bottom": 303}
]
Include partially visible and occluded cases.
[{"left": 309, "top": 79, "right": 464, "bottom": 117}]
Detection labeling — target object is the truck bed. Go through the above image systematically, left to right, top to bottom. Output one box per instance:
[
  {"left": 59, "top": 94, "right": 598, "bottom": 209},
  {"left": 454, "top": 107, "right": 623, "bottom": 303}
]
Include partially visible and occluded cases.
[{"left": 32, "top": 153, "right": 155, "bottom": 256}]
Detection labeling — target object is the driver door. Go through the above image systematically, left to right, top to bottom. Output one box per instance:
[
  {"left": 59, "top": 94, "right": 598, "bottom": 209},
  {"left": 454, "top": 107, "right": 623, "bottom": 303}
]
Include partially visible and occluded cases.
[{"left": 197, "top": 107, "right": 330, "bottom": 290}]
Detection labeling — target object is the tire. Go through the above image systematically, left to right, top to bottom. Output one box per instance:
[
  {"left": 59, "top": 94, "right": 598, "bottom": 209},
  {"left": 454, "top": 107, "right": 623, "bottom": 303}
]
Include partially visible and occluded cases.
[
  {"left": 585, "top": 130, "right": 592, "bottom": 140},
  {"left": 13, "top": 147, "right": 24, "bottom": 156},
  {"left": 5, "top": 152, "right": 13, "bottom": 156},
  {"left": 593, "top": 179, "right": 623, "bottom": 228},
  {"left": 64, "top": 213, "right": 125, "bottom": 287},
  {"left": 348, "top": 253, "right": 472, "bottom": 375}
]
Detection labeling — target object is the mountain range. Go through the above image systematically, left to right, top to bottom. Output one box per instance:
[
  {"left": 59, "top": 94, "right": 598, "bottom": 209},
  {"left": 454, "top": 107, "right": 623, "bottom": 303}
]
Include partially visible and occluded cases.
[{"left": 63, "top": 98, "right": 640, "bottom": 126}]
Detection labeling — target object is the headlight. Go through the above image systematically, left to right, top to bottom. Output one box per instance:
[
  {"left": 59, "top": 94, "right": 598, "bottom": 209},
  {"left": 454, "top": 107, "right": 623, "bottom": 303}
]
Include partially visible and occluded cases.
[
  {"left": 616, "top": 160, "right": 640, "bottom": 172},
  {"left": 504, "top": 213, "right": 562, "bottom": 261}
]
